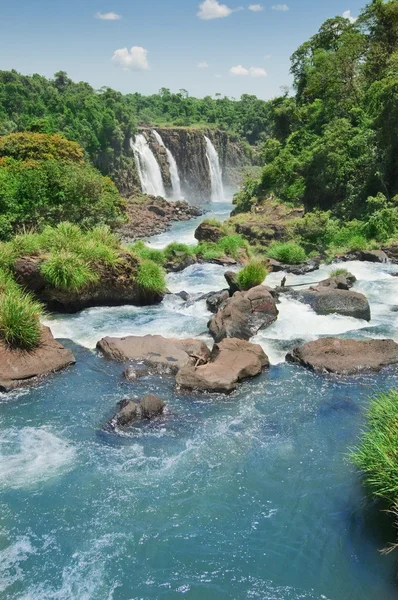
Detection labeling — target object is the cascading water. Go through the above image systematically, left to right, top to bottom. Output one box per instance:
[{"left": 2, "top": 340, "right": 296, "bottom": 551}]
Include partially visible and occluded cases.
[
  {"left": 152, "top": 130, "right": 183, "bottom": 200},
  {"left": 131, "top": 134, "right": 166, "bottom": 198},
  {"left": 204, "top": 135, "right": 225, "bottom": 203}
]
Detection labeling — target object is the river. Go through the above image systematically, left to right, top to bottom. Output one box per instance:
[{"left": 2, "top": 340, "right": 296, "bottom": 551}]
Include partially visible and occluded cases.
[{"left": 1, "top": 199, "right": 398, "bottom": 599}]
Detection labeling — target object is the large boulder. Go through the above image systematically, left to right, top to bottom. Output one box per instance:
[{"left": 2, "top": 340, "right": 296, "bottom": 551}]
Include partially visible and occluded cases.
[
  {"left": 194, "top": 222, "right": 223, "bottom": 243},
  {"left": 337, "top": 249, "right": 389, "bottom": 263},
  {"left": 14, "top": 253, "right": 164, "bottom": 313},
  {"left": 266, "top": 258, "right": 320, "bottom": 276},
  {"left": 316, "top": 273, "right": 356, "bottom": 291},
  {"left": 208, "top": 285, "right": 278, "bottom": 342},
  {"left": 286, "top": 288, "right": 370, "bottom": 321},
  {"left": 206, "top": 290, "right": 229, "bottom": 313},
  {"left": 0, "top": 326, "right": 76, "bottom": 392},
  {"left": 97, "top": 334, "right": 210, "bottom": 375},
  {"left": 176, "top": 338, "right": 269, "bottom": 393},
  {"left": 286, "top": 338, "right": 398, "bottom": 375},
  {"left": 112, "top": 394, "right": 166, "bottom": 427}
]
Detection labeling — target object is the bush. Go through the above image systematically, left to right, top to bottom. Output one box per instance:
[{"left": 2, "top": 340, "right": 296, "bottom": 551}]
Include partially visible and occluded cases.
[
  {"left": 202, "top": 217, "right": 222, "bottom": 227},
  {"left": 218, "top": 234, "right": 248, "bottom": 259},
  {"left": 130, "top": 241, "right": 166, "bottom": 265},
  {"left": 164, "top": 242, "right": 195, "bottom": 259},
  {"left": 195, "top": 242, "right": 224, "bottom": 261},
  {"left": 267, "top": 242, "right": 307, "bottom": 264},
  {"left": 41, "top": 252, "right": 98, "bottom": 290},
  {"left": 237, "top": 259, "right": 267, "bottom": 290},
  {"left": 136, "top": 260, "right": 166, "bottom": 294},
  {"left": 329, "top": 268, "right": 349, "bottom": 277},
  {"left": 0, "top": 271, "right": 43, "bottom": 350},
  {"left": 351, "top": 390, "right": 398, "bottom": 505}
]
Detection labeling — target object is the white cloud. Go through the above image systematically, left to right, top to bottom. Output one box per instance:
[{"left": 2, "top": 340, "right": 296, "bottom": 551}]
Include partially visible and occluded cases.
[
  {"left": 197, "top": 0, "right": 243, "bottom": 19},
  {"left": 249, "top": 4, "right": 263, "bottom": 11},
  {"left": 272, "top": 4, "right": 289, "bottom": 11},
  {"left": 343, "top": 10, "right": 357, "bottom": 23},
  {"left": 96, "top": 11, "right": 121, "bottom": 20},
  {"left": 112, "top": 46, "right": 149, "bottom": 70},
  {"left": 264, "top": 54, "right": 272, "bottom": 60},
  {"left": 198, "top": 61, "right": 209, "bottom": 68},
  {"left": 230, "top": 65, "right": 267, "bottom": 77},
  {"left": 230, "top": 65, "right": 249, "bottom": 76},
  {"left": 249, "top": 66, "right": 267, "bottom": 77},
  {"left": 215, "top": 74, "right": 223, "bottom": 78}
]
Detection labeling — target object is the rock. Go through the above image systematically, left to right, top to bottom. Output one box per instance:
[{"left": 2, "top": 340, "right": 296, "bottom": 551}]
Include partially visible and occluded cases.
[
  {"left": 147, "top": 204, "right": 166, "bottom": 217},
  {"left": 194, "top": 222, "right": 223, "bottom": 243},
  {"left": 383, "top": 244, "right": 398, "bottom": 262},
  {"left": 337, "top": 249, "right": 389, "bottom": 263},
  {"left": 14, "top": 252, "right": 164, "bottom": 313},
  {"left": 165, "top": 252, "right": 196, "bottom": 273},
  {"left": 266, "top": 258, "right": 321, "bottom": 275},
  {"left": 224, "top": 271, "right": 241, "bottom": 295},
  {"left": 317, "top": 274, "right": 356, "bottom": 290},
  {"left": 208, "top": 285, "right": 279, "bottom": 342},
  {"left": 291, "top": 288, "right": 371, "bottom": 321},
  {"left": 206, "top": 290, "right": 230, "bottom": 313},
  {"left": 175, "top": 291, "right": 190, "bottom": 302},
  {"left": 0, "top": 326, "right": 76, "bottom": 392},
  {"left": 97, "top": 334, "right": 210, "bottom": 375},
  {"left": 176, "top": 338, "right": 269, "bottom": 393},
  {"left": 286, "top": 338, "right": 398, "bottom": 375},
  {"left": 123, "top": 365, "right": 149, "bottom": 381},
  {"left": 113, "top": 394, "right": 165, "bottom": 427},
  {"left": 140, "top": 394, "right": 166, "bottom": 419}
]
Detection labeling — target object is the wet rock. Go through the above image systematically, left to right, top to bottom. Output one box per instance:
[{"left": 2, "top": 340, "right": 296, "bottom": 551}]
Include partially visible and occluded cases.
[
  {"left": 194, "top": 222, "right": 223, "bottom": 243},
  {"left": 383, "top": 244, "right": 398, "bottom": 262},
  {"left": 337, "top": 249, "right": 389, "bottom": 263},
  {"left": 14, "top": 252, "right": 164, "bottom": 313},
  {"left": 165, "top": 252, "right": 196, "bottom": 273},
  {"left": 266, "top": 258, "right": 321, "bottom": 275},
  {"left": 224, "top": 271, "right": 241, "bottom": 295},
  {"left": 316, "top": 273, "right": 356, "bottom": 291},
  {"left": 208, "top": 285, "right": 279, "bottom": 342},
  {"left": 290, "top": 288, "right": 371, "bottom": 321},
  {"left": 206, "top": 290, "right": 230, "bottom": 313},
  {"left": 175, "top": 291, "right": 190, "bottom": 302},
  {"left": 0, "top": 326, "right": 76, "bottom": 392},
  {"left": 97, "top": 334, "right": 210, "bottom": 375},
  {"left": 176, "top": 338, "right": 269, "bottom": 393},
  {"left": 286, "top": 338, "right": 398, "bottom": 375},
  {"left": 123, "top": 364, "right": 150, "bottom": 381},
  {"left": 113, "top": 394, "right": 165, "bottom": 427},
  {"left": 140, "top": 394, "right": 166, "bottom": 419},
  {"left": 115, "top": 400, "right": 140, "bottom": 426}
]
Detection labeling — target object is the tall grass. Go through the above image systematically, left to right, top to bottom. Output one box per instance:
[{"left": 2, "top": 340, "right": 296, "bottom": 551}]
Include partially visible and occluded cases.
[
  {"left": 130, "top": 241, "right": 166, "bottom": 265},
  {"left": 267, "top": 242, "right": 307, "bottom": 264},
  {"left": 41, "top": 252, "right": 98, "bottom": 290},
  {"left": 237, "top": 259, "right": 267, "bottom": 290},
  {"left": 136, "top": 260, "right": 166, "bottom": 294},
  {"left": 329, "top": 268, "right": 349, "bottom": 277}
]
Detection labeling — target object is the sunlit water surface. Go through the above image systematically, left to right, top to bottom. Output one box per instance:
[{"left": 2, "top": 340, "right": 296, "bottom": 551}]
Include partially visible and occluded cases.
[{"left": 2, "top": 208, "right": 398, "bottom": 599}]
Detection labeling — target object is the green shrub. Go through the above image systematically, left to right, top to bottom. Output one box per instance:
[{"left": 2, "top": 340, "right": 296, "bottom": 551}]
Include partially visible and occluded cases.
[
  {"left": 202, "top": 217, "right": 222, "bottom": 227},
  {"left": 40, "top": 222, "right": 83, "bottom": 252},
  {"left": 9, "top": 232, "right": 43, "bottom": 256},
  {"left": 218, "top": 234, "right": 248, "bottom": 259},
  {"left": 79, "top": 240, "right": 120, "bottom": 266},
  {"left": 130, "top": 241, "right": 166, "bottom": 265},
  {"left": 164, "top": 242, "right": 195, "bottom": 259},
  {"left": 195, "top": 242, "right": 224, "bottom": 261},
  {"left": 267, "top": 242, "right": 307, "bottom": 264},
  {"left": 40, "top": 252, "right": 98, "bottom": 290},
  {"left": 237, "top": 259, "right": 267, "bottom": 290},
  {"left": 136, "top": 260, "right": 166, "bottom": 294},
  {"left": 329, "top": 268, "right": 349, "bottom": 277},
  {"left": 0, "top": 272, "right": 43, "bottom": 350},
  {"left": 351, "top": 390, "right": 398, "bottom": 505}
]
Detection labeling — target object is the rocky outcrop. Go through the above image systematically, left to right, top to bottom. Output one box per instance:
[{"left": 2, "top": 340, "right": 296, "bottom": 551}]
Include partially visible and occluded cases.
[
  {"left": 118, "top": 196, "right": 202, "bottom": 241},
  {"left": 229, "top": 200, "right": 304, "bottom": 245},
  {"left": 195, "top": 222, "right": 223, "bottom": 243},
  {"left": 383, "top": 244, "right": 398, "bottom": 262},
  {"left": 337, "top": 249, "right": 389, "bottom": 263},
  {"left": 14, "top": 253, "right": 163, "bottom": 313},
  {"left": 266, "top": 258, "right": 321, "bottom": 276},
  {"left": 316, "top": 273, "right": 356, "bottom": 290},
  {"left": 208, "top": 285, "right": 278, "bottom": 342},
  {"left": 286, "top": 288, "right": 371, "bottom": 321},
  {"left": 0, "top": 326, "right": 75, "bottom": 392},
  {"left": 97, "top": 334, "right": 210, "bottom": 375},
  {"left": 176, "top": 338, "right": 269, "bottom": 393},
  {"left": 286, "top": 338, "right": 398, "bottom": 375},
  {"left": 111, "top": 394, "right": 166, "bottom": 427}
]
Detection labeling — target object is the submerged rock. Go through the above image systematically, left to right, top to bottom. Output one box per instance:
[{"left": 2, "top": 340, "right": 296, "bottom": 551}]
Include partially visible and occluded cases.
[
  {"left": 14, "top": 253, "right": 164, "bottom": 313},
  {"left": 208, "top": 285, "right": 278, "bottom": 342},
  {"left": 206, "top": 290, "right": 230, "bottom": 313},
  {"left": 0, "top": 326, "right": 75, "bottom": 392},
  {"left": 97, "top": 334, "right": 210, "bottom": 375},
  {"left": 176, "top": 338, "right": 269, "bottom": 393},
  {"left": 286, "top": 338, "right": 398, "bottom": 375},
  {"left": 113, "top": 394, "right": 166, "bottom": 427}
]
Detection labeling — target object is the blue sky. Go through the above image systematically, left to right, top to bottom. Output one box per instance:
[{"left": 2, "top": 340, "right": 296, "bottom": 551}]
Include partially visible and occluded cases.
[{"left": 0, "top": 0, "right": 366, "bottom": 99}]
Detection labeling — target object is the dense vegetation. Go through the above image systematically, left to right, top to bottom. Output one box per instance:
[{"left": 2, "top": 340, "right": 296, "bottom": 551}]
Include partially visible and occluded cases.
[
  {"left": 234, "top": 0, "right": 398, "bottom": 252},
  {"left": 0, "top": 132, "right": 125, "bottom": 240}
]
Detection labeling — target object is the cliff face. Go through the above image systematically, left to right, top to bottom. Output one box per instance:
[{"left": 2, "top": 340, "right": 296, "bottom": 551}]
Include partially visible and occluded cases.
[{"left": 136, "top": 127, "right": 251, "bottom": 203}]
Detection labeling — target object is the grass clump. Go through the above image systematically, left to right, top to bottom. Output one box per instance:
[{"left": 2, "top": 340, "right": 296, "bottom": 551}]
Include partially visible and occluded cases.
[
  {"left": 202, "top": 217, "right": 222, "bottom": 227},
  {"left": 218, "top": 234, "right": 248, "bottom": 259},
  {"left": 130, "top": 241, "right": 166, "bottom": 266},
  {"left": 164, "top": 242, "right": 195, "bottom": 259},
  {"left": 195, "top": 242, "right": 224, "bottom": 261},
  {"left": 267, "top": 242, "right": 307, "bottom": 264},
  {"left": 40, "top": 252, "right": 98, "bottom": 290},
  {"left": 237, "top": 259, "right": 267, "bottom": 290},
  {"left": 136, "top": 260, "right": 166, "bottom": 294},
  {"left": 329, "top": 268, "right": 349, "bottom": 277},
  {"left": 0, "top": 269, "right": 43, "bottom": 350},
  {"left": 351, "top": 390, "right": 398, "bottom": 505}
]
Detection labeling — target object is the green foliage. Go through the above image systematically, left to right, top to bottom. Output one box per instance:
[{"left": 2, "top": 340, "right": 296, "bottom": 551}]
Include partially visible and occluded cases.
[
  {"left": 0, "top": 132, "right": 83, "bottom": 162},
  {"left": 202, "top": 217, "right": 222, "bottom": 227},
  {"left": 218, "top": 234, "right": 248, "bottom": 259},
  {"left": 129, "top": 241, "right": 166, "bottom": 265},
  {"left": 195, "top": 242, "right": 224, "bottom": 261},
  {"left": 267, "top": 242, "right": 307, "bottom": 264},
  {"left": 164, "top": 243, "right": 195, "bottom": 259},
  {"left": 41, "top": 252, "right": 98, "bottom": 290},
  {"left": 237, "top": 259, "right": 267, "bottom": 290},
  {"left": 136, "top": 260, "right": 166, "bottom": 294},
  {"left": 329, "top": 268, "right": 349, "bottom": 277},
  {"left": 0, "top": 270, "right": 43, "bottom": 350},
  {"left": 351, "top": 390, "right": 398, "bottom": 505}
]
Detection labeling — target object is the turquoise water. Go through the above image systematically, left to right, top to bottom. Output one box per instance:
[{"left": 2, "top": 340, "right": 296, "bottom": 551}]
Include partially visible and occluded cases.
[{"left": 2, "top": 208, "right": 398, "bottom": 599}]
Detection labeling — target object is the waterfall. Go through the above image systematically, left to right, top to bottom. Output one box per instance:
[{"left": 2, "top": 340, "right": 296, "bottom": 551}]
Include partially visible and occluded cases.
[
  {"left": 152, "top": 130, "right": 183, "bottom": 200},
  {"left": 131, "top": 134, "right": 166, "bottom": 198},
  {"left": 204, "top": 136, "right": 225, "bottom": 203}
]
